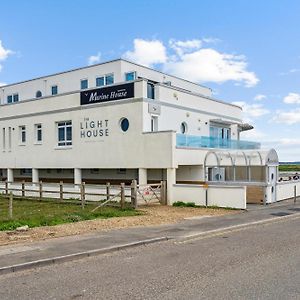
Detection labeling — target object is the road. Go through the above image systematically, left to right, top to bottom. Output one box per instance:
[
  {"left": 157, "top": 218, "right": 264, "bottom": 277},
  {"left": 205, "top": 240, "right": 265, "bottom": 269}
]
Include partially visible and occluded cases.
[{"left": 0, "top": 214, "right": 299, "bottom": 300}]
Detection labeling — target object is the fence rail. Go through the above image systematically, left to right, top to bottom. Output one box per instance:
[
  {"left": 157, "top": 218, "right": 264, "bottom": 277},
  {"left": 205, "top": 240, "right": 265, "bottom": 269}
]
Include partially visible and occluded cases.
[{"left": 0, "top": 180, "right": 167, "bottom": 209}]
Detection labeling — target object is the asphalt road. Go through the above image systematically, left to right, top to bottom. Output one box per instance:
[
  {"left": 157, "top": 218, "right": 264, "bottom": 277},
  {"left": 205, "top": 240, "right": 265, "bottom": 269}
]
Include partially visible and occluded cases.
[{"left": 0, "top": 215, "right": 299, "bottom": 300}]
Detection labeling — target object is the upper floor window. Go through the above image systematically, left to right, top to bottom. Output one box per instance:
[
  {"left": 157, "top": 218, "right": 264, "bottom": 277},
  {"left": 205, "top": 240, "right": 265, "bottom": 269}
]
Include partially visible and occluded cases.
[
  {"left": 125, "top": 72, "right": 136, "bottom": 81},
  {"left": 105, "top": 74, "right": 114, "bottom": 85},
  {"left": 96, "top": 76, "right": 105, "bottom": 87},
  {"left": 80, "top": 79, "right": 88, "bottom": 90},
  {"left": 147, "top": 82, "right": 155, "bottom": 99},
  {"left": 51, "top": 85, "right": 58, "bottom": 95},
  {"left": 36, "top": 90, "right": 42, "bottom": 98},
  {"left": 7, "top": 93, "right": 19, "bottom": 104},
  {"left": 57, "top": 121, "right": 72, "bottom": 146},
  {"left": 180, "top": 122, "right": 188, "bottom": 134},
  {"left": 35, "top": 124, "right": 42, "bottom": 143},
  {"left": 19, "top": 125, "right": 26, "bottom": 144},
  {"left": 210, "top": 126, "right": 230, "bottom": 140}
]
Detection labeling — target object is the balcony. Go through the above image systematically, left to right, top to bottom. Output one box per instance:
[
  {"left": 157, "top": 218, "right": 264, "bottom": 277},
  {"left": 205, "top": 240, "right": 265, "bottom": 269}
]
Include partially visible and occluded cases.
[{"left": 176, "top": 134, "right": 261, "bottom": 150}]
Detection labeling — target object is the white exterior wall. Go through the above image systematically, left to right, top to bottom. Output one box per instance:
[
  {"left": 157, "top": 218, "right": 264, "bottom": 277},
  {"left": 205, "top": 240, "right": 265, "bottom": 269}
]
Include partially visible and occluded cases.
[
  {"left": 276, "top": 181, "right": 300, "bottom": 201},
  {"left": 171, "top": 184, "right": 246, "bottom": 209}
]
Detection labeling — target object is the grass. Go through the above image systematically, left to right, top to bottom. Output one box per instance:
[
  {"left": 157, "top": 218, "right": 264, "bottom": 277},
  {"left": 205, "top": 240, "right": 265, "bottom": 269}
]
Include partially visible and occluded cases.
[
  {"left": 279, "top": 164, "right": 300, "bottom": 172},
  {"left": 0, "top": 196, "right": 142, "bottom": 231}
]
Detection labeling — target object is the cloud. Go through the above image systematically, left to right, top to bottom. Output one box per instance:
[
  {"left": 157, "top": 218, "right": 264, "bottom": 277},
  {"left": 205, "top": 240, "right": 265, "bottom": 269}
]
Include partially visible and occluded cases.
[
  {"left": 123, "top": 38, "right": 258, "bottom": 87},
  {"left": 123, "top": 39, "right": 167, "bottom": 67},
  {"left": 0, "top": 40, "right": 12, "bottom": 74},
  {"left": 164, "top": 46, "right": 259, "bottom": 87},
  {"left": 88, "top": 52, "right": 101, "bottom": 65},
  {"left": 279, "top": 68, "right": 300, "bottom": 76},
  {"left": 0, "top": 82, "right": 6, "bottom": 87},
  {"left": 283, "top": 92, "right": 300, "bottom": 104},
  {"left": 254, "top": 94, "right": 266, "bottom": 101},
  {"left": 231, "top": 101, "right": 269, "bottom": 122},
  {"left": 272, "top": 108, "right": 300, "bottom": 125},
  {"left": 240, "top": 128, "right": 266, "bottom": 140}
]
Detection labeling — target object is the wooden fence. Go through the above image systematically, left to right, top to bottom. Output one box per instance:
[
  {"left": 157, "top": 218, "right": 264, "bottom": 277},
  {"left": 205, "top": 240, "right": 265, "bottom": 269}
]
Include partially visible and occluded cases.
[{"left": 0, "top": 180, "right": 167, "bottom": 209}]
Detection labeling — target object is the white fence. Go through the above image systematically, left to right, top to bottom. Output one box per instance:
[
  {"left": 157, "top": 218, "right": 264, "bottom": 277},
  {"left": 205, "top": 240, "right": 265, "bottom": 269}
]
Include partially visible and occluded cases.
[
  {"left": 276, "top": 180, "right": 300, "bottom": 201},
  {"left": 171, "top": 184, "right": 247, "bottom": 209}
]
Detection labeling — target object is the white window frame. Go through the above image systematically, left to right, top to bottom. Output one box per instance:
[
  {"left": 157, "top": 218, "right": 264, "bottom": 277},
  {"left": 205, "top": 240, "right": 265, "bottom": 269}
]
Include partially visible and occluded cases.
[
  {"left": 125, "top": 71, "right": 136, "bottom": 81},
  {"left": 57, "top": 121, "right": 72, "bottom": 147},
  {"left": 35, "top": 123, "right": 43, "bottom": 144},
  {"left": 19, "top": 125, "right": 26, "bottom": 145}
]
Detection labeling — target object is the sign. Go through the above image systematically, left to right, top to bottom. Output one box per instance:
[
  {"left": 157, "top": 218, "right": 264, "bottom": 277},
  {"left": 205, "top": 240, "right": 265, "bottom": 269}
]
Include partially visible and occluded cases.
[
  {"left": 80, "top": 83, "right": 134, "bottom": 105},
  {"left": 148, "top": 103, "right": 161, "bottom": 115}
]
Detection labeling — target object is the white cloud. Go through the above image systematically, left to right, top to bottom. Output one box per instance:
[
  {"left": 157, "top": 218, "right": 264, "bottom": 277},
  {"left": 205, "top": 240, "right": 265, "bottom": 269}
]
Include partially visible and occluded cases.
[
  {"left": 123, "top": 38, "right": 258, "bottom": 87},
  {"left": 123, "top": 39, "right": 167, "bottom": 67},
  {"left": 0, "top": 40, "right": 12, "bottom": 61},
  {"left": 164, "top": 47, "right": 259, "bottom": 87},
  {"left": 88, "top": 52, "right": 101, "bottom": 65},
  {"left": 279, "top": 68, "right": 300, "bottom": 75},
  {"left": 0, "top": 82, "right": 6, "bottom": 87},
  {"left": 283, "top": 92, "right": 300, "bottom": 104},
  {"left": 254, "top": 94, "right": 266, "bottom": 101},
  {"left": 231, "top": 101, "right": 269, "bottom": 122},
  {"left": 272, "top": 108, "right": 300, "bottom": 125},
  {"left": 240, "top": 128, "right": 266, "bottom": 141},
  {"left": 279, "top": 138, "right": 300, "bottom": 146}
]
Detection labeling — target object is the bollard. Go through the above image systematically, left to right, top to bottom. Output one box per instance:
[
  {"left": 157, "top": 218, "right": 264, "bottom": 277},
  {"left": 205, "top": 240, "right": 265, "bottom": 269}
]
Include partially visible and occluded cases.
[
  {"left": 131, "top": 180, "right": 137, "bottom": 209},
  {"left": 59, "top": 181, "right": 63, "bottom": 201},
  {"left": 106, "top": 182, "right": 110, "bottom": 201},
  {"left": 294, "top": 185, "right": 297, "bottom": 204},
  {"left": 9, "top": 192, "right": 13, "bottom": 219}
]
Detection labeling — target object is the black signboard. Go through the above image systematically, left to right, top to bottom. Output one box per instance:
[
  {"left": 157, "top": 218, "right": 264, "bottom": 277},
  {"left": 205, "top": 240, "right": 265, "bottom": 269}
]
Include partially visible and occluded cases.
[{"left": 80, "top": 82, "right": 134, "bottom": 105}]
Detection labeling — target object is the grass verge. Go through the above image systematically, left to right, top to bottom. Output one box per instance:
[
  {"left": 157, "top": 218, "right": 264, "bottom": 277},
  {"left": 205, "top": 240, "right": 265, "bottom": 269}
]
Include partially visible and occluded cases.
[
  {"left": 0, "top": 197, "right": 142, "bottom": 231},
  {"left": 172, "top": 201, "right": 238, "bottom": 210}
]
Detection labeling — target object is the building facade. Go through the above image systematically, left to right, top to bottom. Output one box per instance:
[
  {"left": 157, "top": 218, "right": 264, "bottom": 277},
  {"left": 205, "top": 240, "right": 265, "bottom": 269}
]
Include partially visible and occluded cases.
[{"left": 0, "top": 59, "right": 280, "bottom": 206}]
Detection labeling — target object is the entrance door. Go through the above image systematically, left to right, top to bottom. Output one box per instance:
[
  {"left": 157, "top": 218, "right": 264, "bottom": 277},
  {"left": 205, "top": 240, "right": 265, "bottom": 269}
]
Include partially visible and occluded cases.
[{"left": 268, "top": 166, "right": 277, "bottom": 203}]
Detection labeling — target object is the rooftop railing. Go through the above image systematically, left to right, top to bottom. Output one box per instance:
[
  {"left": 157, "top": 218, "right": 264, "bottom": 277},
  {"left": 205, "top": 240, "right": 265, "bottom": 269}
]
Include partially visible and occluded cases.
[{"left": 176, "top": 134, "right": 260, "bottom": 150}]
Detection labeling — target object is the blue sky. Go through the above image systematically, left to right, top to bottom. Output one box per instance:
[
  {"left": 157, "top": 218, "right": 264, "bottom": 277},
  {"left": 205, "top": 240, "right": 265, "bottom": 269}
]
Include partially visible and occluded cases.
[{"left": 0, "top": 0, "right": 300, "bottom": 161}]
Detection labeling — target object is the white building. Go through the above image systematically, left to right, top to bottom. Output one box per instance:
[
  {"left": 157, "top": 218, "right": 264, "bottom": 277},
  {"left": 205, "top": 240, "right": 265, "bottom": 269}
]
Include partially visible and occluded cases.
[{"left": 0, "top": 58, "right": 285, "bottom": 208}]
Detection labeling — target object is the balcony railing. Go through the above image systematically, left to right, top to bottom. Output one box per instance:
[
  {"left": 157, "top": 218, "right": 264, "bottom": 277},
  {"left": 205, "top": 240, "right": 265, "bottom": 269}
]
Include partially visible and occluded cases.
[{"left": 176, "top": 134, "right": 260, "bottom": 150}]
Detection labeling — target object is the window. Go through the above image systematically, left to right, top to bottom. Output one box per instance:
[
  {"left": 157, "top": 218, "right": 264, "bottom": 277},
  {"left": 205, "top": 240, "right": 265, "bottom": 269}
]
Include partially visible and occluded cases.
[
  {"left": 125, "top": 72, "right": 136, "bottom": 81},
  {"left": 105, "top": 74, "right": 114, "bottom": 85},
  {"left": 96, "top": 76, "right": 105, "bottom": 87},
  {"left": 80, "top": 79, "right": 88, "bottom": 90},
  {"left": 147, "top": 82, "right": 155, "bottom": 99},
  {"left": 51, "top": 85, "right": 58, "bottom": 95},
  {"left": 36, "top": 90, "right": 42, "bottom": 98},
  {"left": 7, "top": 93, "right": 19, "bottom": 104},
  {"left": 13, "top": 94, "right": 19, "bottom": 102},
  {"left": 7, "top": 95, "right": 13, "bottom": 103},
  {"left": 151, "top": 116, "right": 158, "bottom": 132},
  {"left": 120, "top": 118, "right": 129, "bottom": 132},
  {"left": 57, "top": 121, "right": 72, "bottom": 146},
  {"left": 180, "top": 122, "right": 187, "bottom": 134},
  {"left": 35, "top": 124, "right": 42, "bottom": 143},
  {"left": 19, "top": 126, "right": 26, "bottom": 144},
  {"left": 210, "top": 126, "right": 230, "bottom": 140},
  {"left": 8, "top": 127, "right": 12, "bottom": 150},
  {"left": 2, "top": 128, "right": 5, "bottom": 150},
  {"left": 117, "top": 168, "right": 127, "bottom": 174},
  {"left": 20, "top": 169, "right": 32, "bottom": 176}
]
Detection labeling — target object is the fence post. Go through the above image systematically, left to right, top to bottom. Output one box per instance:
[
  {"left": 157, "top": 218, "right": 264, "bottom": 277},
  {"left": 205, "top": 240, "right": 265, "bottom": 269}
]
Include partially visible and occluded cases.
[
  {"left": 22, "top": 180, "right": 25, "bottom": 197},
  {"left": 131, "top": 180, "right": 137, "bottom": 209},
  {"left": 5, "top": 181, "right": 8, "bottom": 195},
  {"left": 39, "top": 181, "right": 43, "bottom": 200},
  {"left": 60, "top": 181, "right": 63, "bottom": 201},
  {"left": 160, "top": 181, "right": 165, "bottom": 205},
  {"left": 80, "top": 182, "right": 86, "bottom": 209},
  {"left": 106, "top": 182, "right": 110, "bottom": 201},
  {"left": 120, "top": 183, "right": 125, "bottom": 209},
  {"left": 294, "top": 185, "right": 297, "bottom": 204},
  {"left": 9, "top": 192, "right": 13, "bottom": 219}
]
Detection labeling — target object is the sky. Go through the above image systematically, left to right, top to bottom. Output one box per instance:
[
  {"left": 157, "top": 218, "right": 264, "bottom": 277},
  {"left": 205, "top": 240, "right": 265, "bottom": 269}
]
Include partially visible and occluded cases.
[{"left": 0, "top": 0, "right": 300, "bottom": 161}]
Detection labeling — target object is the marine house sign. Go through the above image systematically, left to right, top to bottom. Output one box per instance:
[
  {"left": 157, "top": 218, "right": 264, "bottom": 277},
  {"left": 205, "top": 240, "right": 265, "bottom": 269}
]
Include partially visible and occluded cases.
[{"left": 80, "top": 82, "right": 134, "bottom": 105}]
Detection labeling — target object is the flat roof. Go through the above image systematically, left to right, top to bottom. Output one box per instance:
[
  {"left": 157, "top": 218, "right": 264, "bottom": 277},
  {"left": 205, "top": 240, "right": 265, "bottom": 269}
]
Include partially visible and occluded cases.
[{"left": 0, "top": 58, "right": 212, "bottom": 92}]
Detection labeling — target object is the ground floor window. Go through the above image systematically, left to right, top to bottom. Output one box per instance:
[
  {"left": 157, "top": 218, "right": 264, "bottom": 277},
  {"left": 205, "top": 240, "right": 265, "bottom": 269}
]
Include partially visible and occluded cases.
[{"left": 57, "top": 121, "right": 72, "bottom": 146}]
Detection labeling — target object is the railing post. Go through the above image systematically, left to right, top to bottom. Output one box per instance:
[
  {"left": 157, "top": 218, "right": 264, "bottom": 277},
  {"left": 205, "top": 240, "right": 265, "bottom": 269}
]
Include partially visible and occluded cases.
[
  {"left": 22, "top": 180, "right": 25, "bottom": 197},
  {"left": 131, "top": 180, "right": 137, "bottom": 209},
  {"left": 5, "top": 181, "right": 8, "bottom": 195},
  {"left": 39, "top": 181, "right": 43, "bottom": 200},
  {"left": 59, "top": 181, "right": 63, "bottom": 201},
  {"left": 80, "top": 182, "right": 86, "bottom": 209},
  {"left": 106, "top": 182, "right": 110, "bottom": 201},
  {"left": 120, "top": 183, "right": 125, "bottom": 209},
  {"left": 294, "top": 185, "right": 297, "bottom": 204},
  {"left": 9, "top": 192, "right": 13, "bottom": 219}
]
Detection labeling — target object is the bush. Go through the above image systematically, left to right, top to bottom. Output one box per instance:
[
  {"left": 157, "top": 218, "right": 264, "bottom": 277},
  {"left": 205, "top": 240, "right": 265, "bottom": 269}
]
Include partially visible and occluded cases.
[{"left": 172, "top": 201, "right": 196, "bottom": 207}]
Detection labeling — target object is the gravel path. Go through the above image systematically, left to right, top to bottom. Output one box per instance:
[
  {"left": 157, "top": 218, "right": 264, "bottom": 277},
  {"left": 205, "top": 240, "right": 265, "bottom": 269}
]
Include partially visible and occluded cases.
[{"left": 0, "top": 205, "right": 234, "bottom": 246}]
